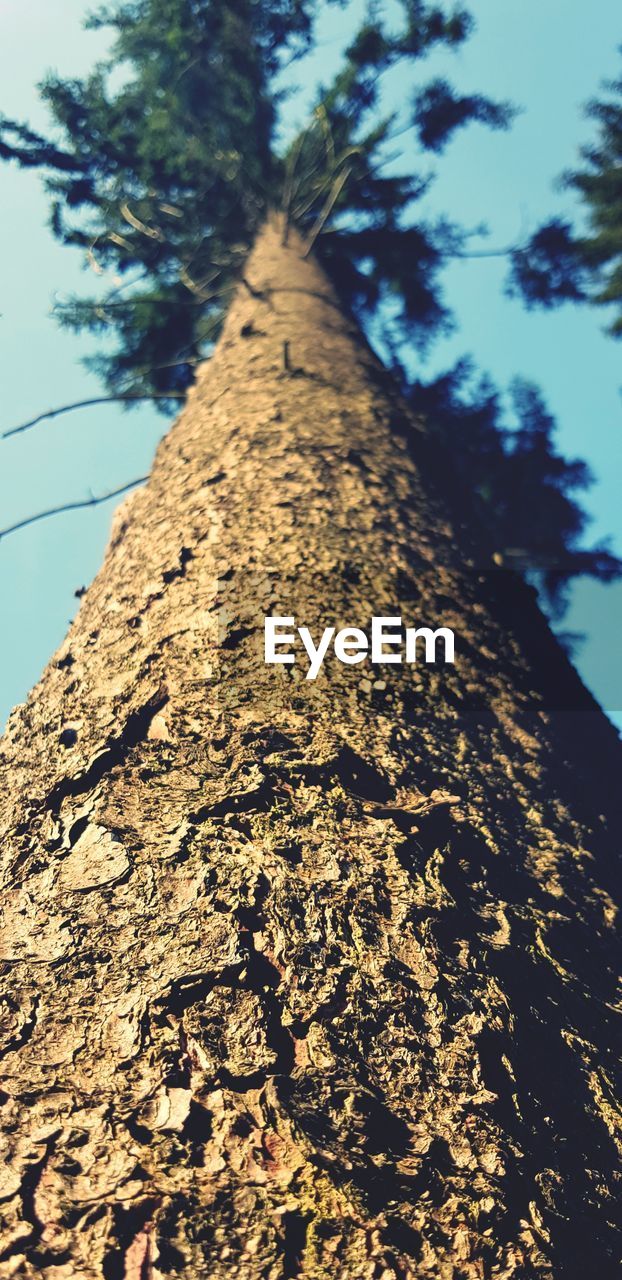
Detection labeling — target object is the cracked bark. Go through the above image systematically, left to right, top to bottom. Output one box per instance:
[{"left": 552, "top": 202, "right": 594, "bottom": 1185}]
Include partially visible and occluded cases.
[{"left": 0, "top": 215, "right": 621, "bottom": 1279}]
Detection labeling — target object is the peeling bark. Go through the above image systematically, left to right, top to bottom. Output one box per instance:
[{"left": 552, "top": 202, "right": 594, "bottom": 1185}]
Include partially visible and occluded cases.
[{"left": 0, "top": 216, "right": 621, "bottom": 1278}]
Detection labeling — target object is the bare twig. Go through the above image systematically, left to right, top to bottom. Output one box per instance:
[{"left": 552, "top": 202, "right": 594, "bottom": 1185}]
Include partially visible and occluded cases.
[
  {"left": 453, "top": 245, "right": 518, "bottom": 259},
  {"left": 54, "top": 295, "right": 208, "bottom": 312},
  {"left": 3, "top": 392, "right": 185, "bottom": 441},
  {"left": 0, "top": 476, "right": 149, "bottom": 543}
]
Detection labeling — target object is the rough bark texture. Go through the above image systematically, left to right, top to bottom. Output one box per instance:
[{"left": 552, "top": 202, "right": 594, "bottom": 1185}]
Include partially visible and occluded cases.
[{"left": 0, "top": 217, "right": 621, "bottom": 1279}]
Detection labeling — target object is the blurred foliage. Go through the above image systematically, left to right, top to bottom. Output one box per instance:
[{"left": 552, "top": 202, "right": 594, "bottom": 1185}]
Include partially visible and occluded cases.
[
  {"left": 509, "top": 55, "right": 622, "bottom": 338},
  {"left": 408, "top": 363, "right": 620, "bottom": 614}
]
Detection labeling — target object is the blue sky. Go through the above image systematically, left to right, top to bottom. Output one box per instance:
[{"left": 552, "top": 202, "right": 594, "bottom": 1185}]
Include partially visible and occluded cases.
[{"left": 1, "top": 0, "right": 621, "bottom": 726}]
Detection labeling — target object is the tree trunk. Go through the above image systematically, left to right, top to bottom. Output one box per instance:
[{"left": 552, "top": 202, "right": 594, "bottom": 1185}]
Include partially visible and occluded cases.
[{"left": 0, "top": 215, "right": 620, "bottom": 1280}]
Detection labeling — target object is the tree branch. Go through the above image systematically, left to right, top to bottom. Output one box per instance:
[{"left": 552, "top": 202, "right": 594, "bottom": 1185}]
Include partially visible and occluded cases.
[
  {"left": 453, "top": 245, "right": 518, "bottom": 259},
  {"left": 3, "top": 392, "right": 186, "bottom": 441},
  {"left": 0, "top": 476, "right": 148, "bottom": 543}
]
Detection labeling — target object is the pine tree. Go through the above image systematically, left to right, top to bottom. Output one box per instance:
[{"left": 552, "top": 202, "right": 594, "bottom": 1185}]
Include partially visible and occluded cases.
[
  {"left": 1, "top": 0, "right": 616, "bottom": 603},
  {"left": 1, "top": 0, "right": 515, "bottom": 399},
  {"left": 1, "top": 5, "right": 621, "bottom": 1276},
  {"left": 509, "top": 54, "right": 622, "bottom": 335}
]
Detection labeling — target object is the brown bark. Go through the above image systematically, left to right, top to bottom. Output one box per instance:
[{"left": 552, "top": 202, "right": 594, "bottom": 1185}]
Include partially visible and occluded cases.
[{"left": 0, "top": 215, "right": 621, "bottom": 1279}]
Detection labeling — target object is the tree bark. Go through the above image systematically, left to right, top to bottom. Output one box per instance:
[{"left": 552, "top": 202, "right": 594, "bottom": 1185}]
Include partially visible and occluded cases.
[{"left": 0, "top": 215, "right": 620, "bottom": 1279}]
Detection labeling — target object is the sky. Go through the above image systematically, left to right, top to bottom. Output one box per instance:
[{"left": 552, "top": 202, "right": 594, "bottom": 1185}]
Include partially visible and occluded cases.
[{"left": 0, "top": 0, "right": 621, "bottom": 728}]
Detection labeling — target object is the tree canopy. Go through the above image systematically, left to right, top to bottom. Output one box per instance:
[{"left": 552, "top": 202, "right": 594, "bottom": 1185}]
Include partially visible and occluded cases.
[{"left": 0, "top": 0, "right": 619, "bottom": 610}]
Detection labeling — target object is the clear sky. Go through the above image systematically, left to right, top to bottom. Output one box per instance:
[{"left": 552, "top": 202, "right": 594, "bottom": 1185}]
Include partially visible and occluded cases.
[{"left": 1, "top": 0, "right": 621, "bottom": 728}]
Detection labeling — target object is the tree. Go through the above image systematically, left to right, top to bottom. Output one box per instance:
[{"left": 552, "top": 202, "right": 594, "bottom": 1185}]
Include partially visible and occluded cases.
[
  {"left": 1, "top": 0, "right": 616, "bottom": 608},
  {"left": 1, "top": 0, "right": 515, "bottom": 400},
  {"left": 2, "top": 0, "right": 617, "bottom": 609},
  {"left": 1, "top": 4, "right": 621, "bottom": 1276},
  {"left": 509, "top": 54, "right": 622, "bottom": 336},
  {"left": 407, "top": 365, "right": 620, "bottom": 615}
]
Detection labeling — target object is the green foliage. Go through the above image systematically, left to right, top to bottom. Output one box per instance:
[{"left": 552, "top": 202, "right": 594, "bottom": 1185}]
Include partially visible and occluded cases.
[
  {"left": 0, "top": 0, "right": 618, "bottom": 607},
  {"left": 0, "top": 0, "right": 512, "bottom": 389},
  {"left": 1, "top": 0, "right": 305, "bottom": 396},
  {"left": 280, "top": 5, "right": 512, "bottom": 349},
  {"left": 510, "top": 57, "right": 622, "bottom": 337},
  {"left": 570, "top": 68, "right": 622, "bottom": 336},
  {"left": 412, "top": 79, "right": 515, "bottom": 152},
  {"left": 508, "top": 219, "right": 589, "bottom": 309},
  {"left": 409, "top": 364, "right": 620, "bottom": 614}
]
